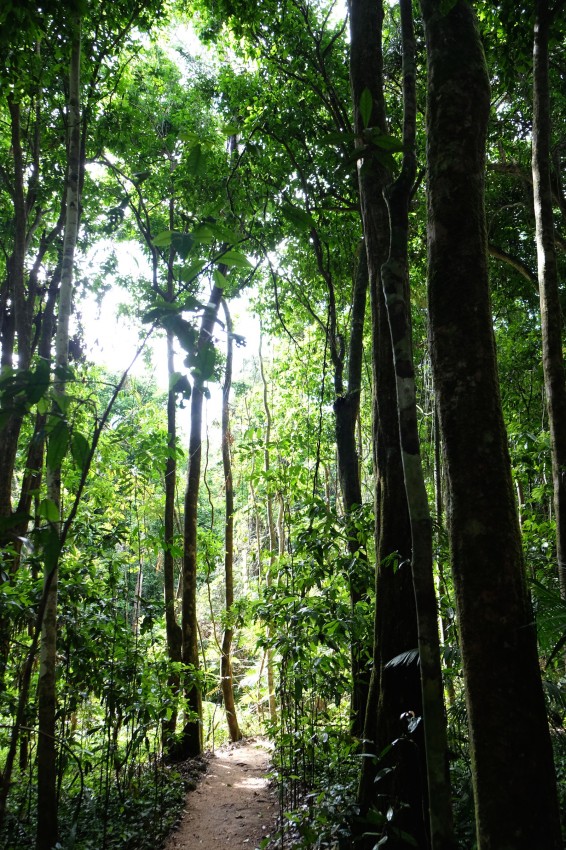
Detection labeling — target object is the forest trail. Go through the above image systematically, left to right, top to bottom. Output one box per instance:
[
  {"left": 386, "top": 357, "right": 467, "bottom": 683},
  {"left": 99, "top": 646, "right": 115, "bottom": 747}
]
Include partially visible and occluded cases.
[{"left": 164, "top": 740, "right": 278, "bottom": 850}]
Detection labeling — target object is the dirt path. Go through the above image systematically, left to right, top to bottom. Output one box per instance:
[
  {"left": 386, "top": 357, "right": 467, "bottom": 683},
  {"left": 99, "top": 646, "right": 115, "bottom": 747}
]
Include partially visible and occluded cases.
[{"left": 164, "top": 740, "right": 278, "bottom": 850}]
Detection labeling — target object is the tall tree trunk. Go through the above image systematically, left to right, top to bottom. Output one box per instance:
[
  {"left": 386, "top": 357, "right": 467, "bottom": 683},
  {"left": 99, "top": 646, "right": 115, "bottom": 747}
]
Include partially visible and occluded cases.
[
  {"left": 532, "top": 0, "right": 566, "bottom": 598},
  {"left": 349, "top": 1, "right": 426, "bottom": 843},
  {"left": 420, "top": 1, "right": 562, "bottom": 847},
  {"left": 380, "top": 3, "right": 454, "bottom": 847},
  {"left": 36, "top": 16, "right": 81, "bottom": 850},
  {"left": 0, "top": 99, "right": 32, "bottom": 527},
  {"left": 162, "top": 199, "right": 182, "bottom": 753},
  {"left": 333, "top": 242, "right": 371, "bottom": 739},
  {"left": 180, "top": 283, "right": 223, "bottom": 757},
  {"left": 220, "top": 298, "right": 242, "bottom": 742},
  {"left": 259, "top": 332, "right": 278, "bottom": 724}
]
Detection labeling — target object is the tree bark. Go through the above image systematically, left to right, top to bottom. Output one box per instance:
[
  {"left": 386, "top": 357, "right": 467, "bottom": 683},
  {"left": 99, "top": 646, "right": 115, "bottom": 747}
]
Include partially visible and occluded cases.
[
  {"left": 532, "top": 0, "right": 566, "bottom": 599},
  {"left": 349, "top": 1, "right": 427, "bottom": 843},
  {"left": 420, "top": 1, "right": 562, "bottom": 847},
  {"left": 380, "top": 3, "right": 455, "bottom": 847},
  {"left": 36, "top": 15, "right": 81, "bottom": 850},
  {"left": 0, "top": 99, "right": 32, "bottom": 526},
  {"left": 162, "top": 200, "right": 182, "bottom": 753},
  {"left": 333, "top": 242, "right": 371, "bottom": 739},
  {"left": 180, "top": 283, "right": 223, "bottom": 757},
  {"left": 220, "top": 298, "right": 242, "bottom": 742},
  {"left": 259, "top": 332, "right": 278, "bottom": 724}
]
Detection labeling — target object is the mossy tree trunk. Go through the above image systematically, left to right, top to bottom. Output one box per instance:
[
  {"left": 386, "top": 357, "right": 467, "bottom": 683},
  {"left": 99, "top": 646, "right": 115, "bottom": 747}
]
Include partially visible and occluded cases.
[
  {"left": 349, "top": 0, "right": 427, "bottom": 843},
  {"left": 421, "top": 1, "right": 562, "bottom": 846},
  {"left": 380, "top": 2, "right": 455, "bottom": 847},
  {"left": 332, "top": 242, "right": 371, "bottom": 739}
]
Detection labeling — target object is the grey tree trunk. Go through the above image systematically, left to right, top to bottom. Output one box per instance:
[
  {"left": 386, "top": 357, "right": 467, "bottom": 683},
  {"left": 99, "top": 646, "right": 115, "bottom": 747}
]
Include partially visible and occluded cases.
[
  {"left": 532, "top": 0, "right": 566, "bottom": 599},
  {"left": 349, "top": 1, "right": 427, "bottom": 844},
  {"left": 421, "top": 1, "right": 562, "bottom": 846},
  {"left": 380, "top": 3, "right": 455, "bottom": 847},
  {"left": 37, "top": 16, "right": 81, "bottom": 850},
  {"left": 162, "top": 203, "right": 182, "bottom": 753},
  {"left": 333, "top": 243, "right": 371, "bottom": 739},
  {"left": 180, "top": 283, "right": 223, "bottom": 757},
  {"left": 220, "top": 298, "right": 242, "bottom": 742},
  {"left": 259, "top": 332, "right": 278, "bottom": 724}
]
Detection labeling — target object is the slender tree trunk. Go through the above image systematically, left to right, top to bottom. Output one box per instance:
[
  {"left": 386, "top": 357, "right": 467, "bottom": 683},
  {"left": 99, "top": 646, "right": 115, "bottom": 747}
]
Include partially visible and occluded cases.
[
  {"left": 532, "top": 0, "right": 566, "bottom": 598},
  {"left": 420, "top": 1, "right": 562, "bottom": 847},
  {"left": 349, "top": 2, "right": 426, "bottom": 843},
  {"left": 380, "top": 3, "right": 454, "bottom": 847},
  {"left": 36, "top": 17, "right": 81, "bottom": 850},
  {"left": 7, "top": 95, "right": 31, "bottom": 371},
  {"left": 0, "top": 100, "right": 31, "bottom": 526},
  {"left": 162, "top": 200, "right": 182, "bottom": 752},
  {"left": 333, "top": 242, "right": 371, "bottom": 739},
  {"left": 180, "top": 283, "right": 223, "bottom": 757},
  {"left": 220, "top": 298, "right": 242, "bottom": 742},
  {"left": 259, "top": 332, "right": 278, "bottom": 724}
]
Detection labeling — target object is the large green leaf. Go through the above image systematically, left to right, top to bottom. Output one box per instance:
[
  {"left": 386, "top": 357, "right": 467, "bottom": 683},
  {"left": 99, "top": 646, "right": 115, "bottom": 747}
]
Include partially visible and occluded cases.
[
  {"left": 186, "top": 143, "right": 207, "bottom": 176},
  {"left": 281, "top": 205, "right": 316, "bottom": 232},
  {"left": 151, "top": 230, "right": 174, "bottom": 247},
  {"left": 217, "top": 250, "right": 252, "bottom": 269},
  {"left": 161, "top": 314, "right": 198, "bottom": 355},
  {"left": 191, "top": 342, "right": 216, "bottom": 381},
  {"left": 26, "top": 358, "right": 51, "bottom": 404},
  {"left": 46, "top": 419, "right": 70, "bottom": 471},
  {"left": 70, "top": 431, "right": 90, "bottom": 471},
  {"left": 38, "top": 497, "right": 59, "bottom": 523}
]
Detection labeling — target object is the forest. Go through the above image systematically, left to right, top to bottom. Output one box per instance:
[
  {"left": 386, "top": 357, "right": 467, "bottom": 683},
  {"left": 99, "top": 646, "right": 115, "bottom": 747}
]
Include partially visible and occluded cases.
[{"left": 1, "top": 0, "right": 566, "bottom": 848}]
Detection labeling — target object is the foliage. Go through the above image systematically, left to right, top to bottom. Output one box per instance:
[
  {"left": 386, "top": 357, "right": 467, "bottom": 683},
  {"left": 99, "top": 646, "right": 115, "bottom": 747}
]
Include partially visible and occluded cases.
[{"left": 1, "top": 1, "right": 566, "bottom": 848}]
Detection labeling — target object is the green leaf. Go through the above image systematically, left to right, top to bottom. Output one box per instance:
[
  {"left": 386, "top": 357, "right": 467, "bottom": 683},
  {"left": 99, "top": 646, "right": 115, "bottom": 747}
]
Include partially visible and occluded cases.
[
  {"left": 359, "top": 87, "right": 373, "bottom": 129},
  {"left": 221, "top": 121, "right": 239, "bottom": 137},
  {"left": 366, "top": 127, "right": 404, "bottom": 152},
  {"left": 179, "top": 128, "right": 201, "bottom": 144},
  {"left": 186, "top": 144, "right": 207, "bottom": 176},
  {"left": 132, "top": 170, "right": 151, "bottom": 184},
  {"left": 281, "top": 205, "right": 316, "bottom": 232},
  {"left": 191, "top": 223, "right": 215, "bottom": 244},
  {"left": 152, "top": 230, "right": 174, "bottom": 248},
  {"left": 171, "top": 232, "right": 195, "bottom": 259},
  {"left": 217, "top": 250, "right": 252, "bottom": 269},
  {"left": 177, "top": 262, "right": 207, "bottom": 284},
  {"left": 213, "top": 269, "right": 227, "bottom": 288},
  {"left": 162, "top": 314, "right": 198, "bottom": 354},
  {"left": 191, "top": 342, "right": 216, "bottom": 382},
  {"left": 26, "top": 358, "right": 50, "bottom": 404},
  {"left": 54, "top": 365, "right": 75, "bottom": 383},
  {"left": 169, "top": 371, "right": 184, "bottom": 391},
  {"left": 53, "top": 391, "right": 71, "bottom": 414},
  {"left": 47, "top": 419, "right": 70, "bottom": 471},
  {"left": 70, "top": 432, "right": 90, "bottom": 471},
  {"left": 38, "top": 498, "right": 59, "bottom": 523},
  {"left": 39, "top": 525, "right": 61, "bottom": 572},
  {"left": 384, "top": 648, "right": 419, "bottom": 669}
]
